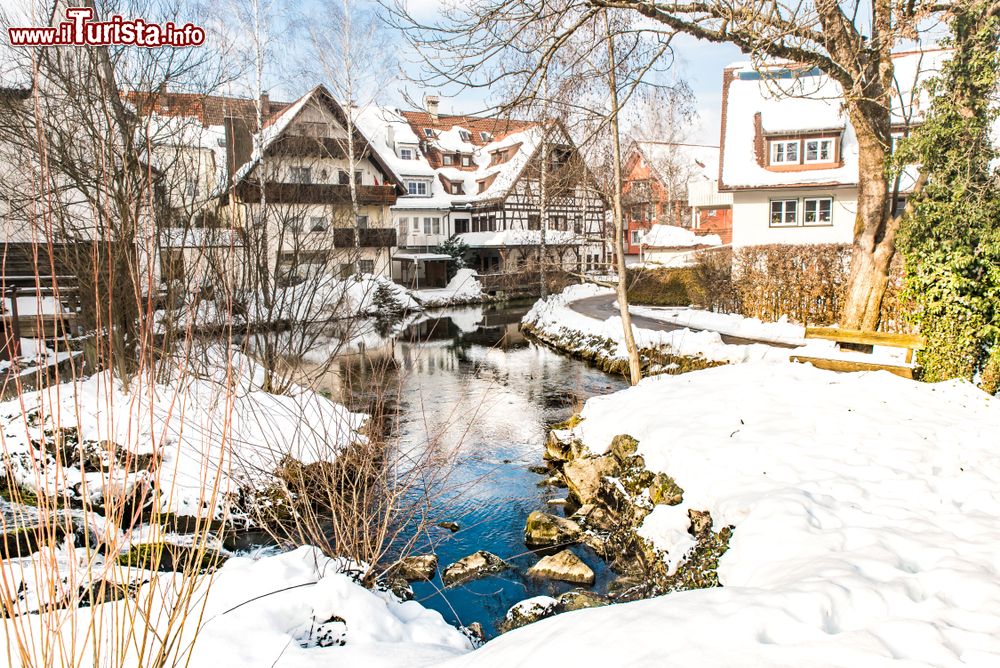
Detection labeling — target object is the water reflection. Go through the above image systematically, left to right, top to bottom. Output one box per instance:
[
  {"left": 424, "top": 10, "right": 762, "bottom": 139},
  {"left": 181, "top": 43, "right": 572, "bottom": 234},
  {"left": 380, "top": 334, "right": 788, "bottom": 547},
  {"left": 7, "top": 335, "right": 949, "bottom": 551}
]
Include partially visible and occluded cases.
[{"left": 330, "top": 302, "right": 627, "bottom": 637}]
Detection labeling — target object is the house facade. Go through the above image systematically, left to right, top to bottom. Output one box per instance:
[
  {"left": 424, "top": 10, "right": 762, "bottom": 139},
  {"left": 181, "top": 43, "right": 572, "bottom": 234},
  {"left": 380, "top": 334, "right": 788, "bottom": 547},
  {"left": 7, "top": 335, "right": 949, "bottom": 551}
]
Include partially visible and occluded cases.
[
  {"left": 718, "top": 50, "right": 948, "bottom": 248},
  {"left": 133, "top": 86, "right": 403, "bottom": 288},
  {"left": 360, "top": 96, "right": 606, "bottom": 287},
  {"left": 622, "top": 141, "right": 732, "bottom": 258}
]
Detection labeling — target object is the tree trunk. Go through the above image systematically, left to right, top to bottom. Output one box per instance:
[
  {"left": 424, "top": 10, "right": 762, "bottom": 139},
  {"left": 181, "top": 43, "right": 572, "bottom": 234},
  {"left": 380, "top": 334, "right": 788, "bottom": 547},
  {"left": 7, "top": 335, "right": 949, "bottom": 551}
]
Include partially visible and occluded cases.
[
  {"left": 605, "top": 13, "right": 642, "bottom": 386},
  {"left": 840, "top": 118, "right": 897, "bottom": 330}
]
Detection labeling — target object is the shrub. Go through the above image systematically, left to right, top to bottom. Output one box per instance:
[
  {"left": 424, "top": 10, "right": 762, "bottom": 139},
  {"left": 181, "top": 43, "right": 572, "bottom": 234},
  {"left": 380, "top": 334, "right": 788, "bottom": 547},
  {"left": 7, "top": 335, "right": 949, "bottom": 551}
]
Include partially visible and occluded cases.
[
  {"left": 692, "top": 244, "right": 908, "bottom": 330},
  {"left": 626, "top": 267, "right": 696, "bottom": 307}
]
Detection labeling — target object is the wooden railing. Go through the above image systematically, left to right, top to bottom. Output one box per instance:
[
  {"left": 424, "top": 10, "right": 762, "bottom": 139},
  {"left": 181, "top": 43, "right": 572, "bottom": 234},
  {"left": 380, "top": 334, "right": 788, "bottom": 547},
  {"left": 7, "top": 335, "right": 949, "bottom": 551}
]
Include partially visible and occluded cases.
[{"left": 234, "top": 181, "right": 399, "bottom": 206}]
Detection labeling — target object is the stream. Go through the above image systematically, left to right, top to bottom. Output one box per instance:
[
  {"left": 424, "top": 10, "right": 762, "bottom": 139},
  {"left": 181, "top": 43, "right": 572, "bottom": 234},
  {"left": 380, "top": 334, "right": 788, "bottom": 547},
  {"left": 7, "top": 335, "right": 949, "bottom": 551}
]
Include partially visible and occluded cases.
[{"left": 335, "top": 301, "right": 628, "bottom": 638}]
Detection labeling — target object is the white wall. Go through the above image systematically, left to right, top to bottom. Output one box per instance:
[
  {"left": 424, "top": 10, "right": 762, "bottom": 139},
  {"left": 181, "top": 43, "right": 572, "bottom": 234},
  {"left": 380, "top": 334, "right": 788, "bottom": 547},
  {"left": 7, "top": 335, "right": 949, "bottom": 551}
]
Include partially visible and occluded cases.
[
  {"left": 731, "top": 186, "right": 857, "bottom": 247},
  {"left": 393, "top": 208, "right": 451, "bottom": 249}
]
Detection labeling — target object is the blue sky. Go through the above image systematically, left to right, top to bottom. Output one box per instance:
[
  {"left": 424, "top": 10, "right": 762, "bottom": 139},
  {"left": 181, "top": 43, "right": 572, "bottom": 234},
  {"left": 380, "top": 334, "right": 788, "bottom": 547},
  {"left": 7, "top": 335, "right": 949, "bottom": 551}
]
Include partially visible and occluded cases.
[
  {"left": 240, "top": 0, "right": 747, "bottom": 146},
  {"left": 392, "top": 1, "right": 746, "bottom": 145}
]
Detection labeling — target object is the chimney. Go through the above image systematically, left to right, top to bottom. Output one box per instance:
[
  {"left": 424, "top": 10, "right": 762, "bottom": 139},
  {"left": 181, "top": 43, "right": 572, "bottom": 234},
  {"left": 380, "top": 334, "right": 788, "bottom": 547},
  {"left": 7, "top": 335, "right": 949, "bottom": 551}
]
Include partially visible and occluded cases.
[
  {"left": 260, "top": 93, "right": 271, "bottom": 118},
  {"left": 424, "top": 94, "right": 439, "bottom": 122}
]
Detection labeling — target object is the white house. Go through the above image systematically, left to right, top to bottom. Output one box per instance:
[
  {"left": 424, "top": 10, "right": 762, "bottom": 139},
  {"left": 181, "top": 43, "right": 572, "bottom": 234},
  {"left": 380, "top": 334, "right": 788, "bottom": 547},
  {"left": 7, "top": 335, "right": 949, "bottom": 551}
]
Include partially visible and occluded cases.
[
  {"left": 718, "top": 50, "right": 950, "bottom": 248},
  {"left": 359, "top": 98, "right": 606, "bottom": 287}
]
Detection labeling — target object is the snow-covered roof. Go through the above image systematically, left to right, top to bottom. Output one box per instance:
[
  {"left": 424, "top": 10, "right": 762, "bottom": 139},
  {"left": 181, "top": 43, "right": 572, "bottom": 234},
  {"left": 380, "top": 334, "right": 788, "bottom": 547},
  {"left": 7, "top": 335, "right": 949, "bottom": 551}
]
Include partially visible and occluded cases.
[
  {"left": 720, "top": 49, "right": 951, "bottom": 190},
  {"left": 359, "top": 104, "right": 554, "bottom": 212},
  {"left": 354, "top": 105, "right": 438, "bottom": 179},
  {"left": 641, "top": 224, "right": 721, "bottom": 248},
  {"left": 458, "top": 229, "right": 582, "bottom": 248}
]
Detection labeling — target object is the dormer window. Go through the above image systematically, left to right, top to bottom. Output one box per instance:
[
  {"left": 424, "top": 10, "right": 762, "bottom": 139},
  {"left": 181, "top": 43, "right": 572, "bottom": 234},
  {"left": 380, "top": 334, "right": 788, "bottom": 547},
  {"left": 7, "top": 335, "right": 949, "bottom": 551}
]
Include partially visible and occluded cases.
[
  {"left": 459, "top": 129, "right": 471, "bottom": 142},
  {"left": 804, "top": 138, "right": 835, "bottom": 163},
  {"left": 770, "top": 140, "right": 800, "bottom": 165},
  {"left": 399, "top": 147, "right": 414, "bottom": 160},
  {"left": 491, "top": 149, "right": 509, "bottom": 166},
  {"left": 443, "top": 154, "right": 454, "bottom": 166},
  {"left": 461, "top": 154, "right": 472, "bottom": 167},
  {"left": 406, "top": 179, "right": 430, "bottom": 196},
  {"left": 477, "top": 179, "right": 488, "bottom": 194},
  {"left": 450, "top": 181, "right": 464, "bottom": 195}
]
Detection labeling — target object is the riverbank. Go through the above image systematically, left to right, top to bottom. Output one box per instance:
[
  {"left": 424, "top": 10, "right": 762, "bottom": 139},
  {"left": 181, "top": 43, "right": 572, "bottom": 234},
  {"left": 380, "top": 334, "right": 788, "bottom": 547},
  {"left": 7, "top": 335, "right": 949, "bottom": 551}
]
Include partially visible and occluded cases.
[
  {"left": 519, "top": 284, "right": 795, "bottom": 376},
  {"left": 442, "top": 362, "right": 1000, "bottom": 666}
]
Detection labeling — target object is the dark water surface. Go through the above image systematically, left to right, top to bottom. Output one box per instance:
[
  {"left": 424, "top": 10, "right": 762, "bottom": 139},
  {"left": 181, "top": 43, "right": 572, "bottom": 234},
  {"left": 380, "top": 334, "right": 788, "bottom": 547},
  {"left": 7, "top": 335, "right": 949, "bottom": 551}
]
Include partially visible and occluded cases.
[{"left": 341, "top": 302, "right": 628, "bottom": 638}]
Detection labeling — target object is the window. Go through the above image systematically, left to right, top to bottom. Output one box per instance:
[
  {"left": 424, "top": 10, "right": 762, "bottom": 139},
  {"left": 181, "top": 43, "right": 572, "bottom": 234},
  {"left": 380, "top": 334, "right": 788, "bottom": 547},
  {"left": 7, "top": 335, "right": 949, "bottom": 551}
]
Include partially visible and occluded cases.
[
  {"left": 423, "top": 128, "right": 434, "bottom": 138},
  {"left": 459, "top": 129, "right": 471, "bottom": 142},
  {"left": 479, "top": 131, "right": 492, "bottom": 142},
  {"left": 804, "top": 139, "right": 835, "bottom": 163},
  {"left": 770, "top": 140, "right": 800, "bottom": 165},
  {"left": 399, "top": 147, "right": 414, "bottom": 160},
  {"left": 443, "top": 154, "right": 454, "bottom": 166},
  {"left": 461, "top": 154, "right": 472, "bottom": 167},
  {"left": 289, "top": 166, "right": 312, "bottom": 184},
  {"left": 338, "top": 170, "right": 350, "bottom": 185},
  {"left": 355, "top": 171, "right": 362, "bottom": 185},
  {"left": 184, "top": 179, "right": 198, "bottom": 198},
  {"left": 407, "top": 180, "right": 429, "bottom": 196},
  {"left": 477, "top": 180, "right": 488, "bottom": 194},
  {"left": 803, "top": 197, "right": 833, "bottom": 225},
  {"left": 770, "top": 199, "right": 798, "bottom": 226},
  {"left": 528, "top": 214, "right": 540, "bottom": 230},
  {"left": 356, "top": 215, "right": 369, "bottom": 229},
  {"left": 288, "top": 216, "right": 304, "bottom": 233},
  {"left": 310, "top": 216, "right": 328, "bottom": 232},
  {"left": 398, "top": 217, "right": 409, "bottom": 236},
  {"left": 411, "top": 217, "right": 420, "bottom": 232},
  {"left": 423, "top": 217, "right": 432, "bottom": 234},
  {"left": 432, "top": 217, "right": 441, "bottom": 234},
  {"left": 574, "top": 217, "right": 583, "bottom": 234},
  {"left": 455, "top": 218, "right": 469, "bottom": 234},
  {"left": 630, "top": 230, "right": 641, "bottom": 245},
  {"left": 359, "top": 259, "right": 375, "bottom": 274}
]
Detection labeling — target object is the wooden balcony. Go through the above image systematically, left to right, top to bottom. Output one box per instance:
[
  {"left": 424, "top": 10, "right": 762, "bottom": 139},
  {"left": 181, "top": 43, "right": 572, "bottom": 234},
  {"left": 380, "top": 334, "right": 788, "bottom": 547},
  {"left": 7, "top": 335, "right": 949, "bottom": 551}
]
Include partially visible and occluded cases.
[
  {"left": 233, "top": 181, "right": 398, "bottom": 206},
  {"left": 332, "top": 228, "right": 397, "bottom": 248}
]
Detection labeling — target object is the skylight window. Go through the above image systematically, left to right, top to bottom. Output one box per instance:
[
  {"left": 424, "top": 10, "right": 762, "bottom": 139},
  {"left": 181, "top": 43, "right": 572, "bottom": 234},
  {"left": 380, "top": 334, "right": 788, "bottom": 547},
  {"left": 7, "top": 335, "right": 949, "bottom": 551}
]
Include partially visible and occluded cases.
[
  {"left": 423, "top": 128, "right": 435, "bottom": 138},
  {"left": 459, "top": 129, "right": 471, "bottom": 142},
  {"left": 479, "top": 131, "right": 492, "bottom": 141}
]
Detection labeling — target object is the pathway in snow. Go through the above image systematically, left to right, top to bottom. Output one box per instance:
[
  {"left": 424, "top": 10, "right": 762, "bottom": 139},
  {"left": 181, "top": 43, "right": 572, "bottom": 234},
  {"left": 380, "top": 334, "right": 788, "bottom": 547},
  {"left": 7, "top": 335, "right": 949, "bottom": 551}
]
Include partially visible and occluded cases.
[{"left": 568, "top": 293, "right": 801, "bottom": 349}]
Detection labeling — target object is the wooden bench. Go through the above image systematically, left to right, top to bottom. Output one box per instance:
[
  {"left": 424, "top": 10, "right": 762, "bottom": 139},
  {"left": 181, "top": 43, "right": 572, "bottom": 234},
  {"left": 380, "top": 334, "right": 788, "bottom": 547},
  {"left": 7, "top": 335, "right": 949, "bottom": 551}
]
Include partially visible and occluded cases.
[{"left": 790, "top": 327, "right": 926, "bottom": 379}]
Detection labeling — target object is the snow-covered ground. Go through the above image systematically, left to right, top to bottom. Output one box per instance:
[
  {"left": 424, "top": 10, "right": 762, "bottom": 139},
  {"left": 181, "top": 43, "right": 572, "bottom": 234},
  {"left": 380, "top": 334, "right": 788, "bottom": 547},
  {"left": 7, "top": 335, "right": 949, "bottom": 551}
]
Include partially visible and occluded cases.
[
  {"left": 412, "top": 269, "right": 486, "bottom": 308},
  {"left": 522, "top": 283, "right": 798, "bottom": 365},
  {"left": 525, "top": 284, "right": 913, "bottom": 367},
  {"left": 629, "top": 304, "right": 807, "bottom": 345},
  {"left": 0, "top": 348, "right": 367, "bottom": 522},
  {"left": 443, "top": 363, "right": 1000, "bottom": 667},
  {"left": 0, "top": 546, "right": 473, "bottom": 668}
]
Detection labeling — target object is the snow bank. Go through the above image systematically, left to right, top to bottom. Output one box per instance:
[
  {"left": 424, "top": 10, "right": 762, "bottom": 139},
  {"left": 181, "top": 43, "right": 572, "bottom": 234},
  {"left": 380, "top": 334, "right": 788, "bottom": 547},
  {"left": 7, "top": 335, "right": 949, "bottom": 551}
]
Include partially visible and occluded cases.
[
  {"left": 641, "top": 224, "right": 721, "bottom": 248},
  {"left": 412, "top": 269, "right": 486, "bottom": 307},
  {"left": 157, "top": 274, "right": 422, "bottom": 332},
  {"left": 522, "top": 284, "right": 794, "bottom": 365},
  {"left": 629, "top": 305, "right": 806, "bottom": 345},
  {"left": 0, "top": 349, "right": 367, "bottom": 521},
  {"left": 446, "top": 364, "right": 1000, "bottom": 667},
  {"left": 0, "top": 546, "right": 473, "bottom": 668},
  {"left": 187, "top": 547, "right": 473, "bottom": 667}
]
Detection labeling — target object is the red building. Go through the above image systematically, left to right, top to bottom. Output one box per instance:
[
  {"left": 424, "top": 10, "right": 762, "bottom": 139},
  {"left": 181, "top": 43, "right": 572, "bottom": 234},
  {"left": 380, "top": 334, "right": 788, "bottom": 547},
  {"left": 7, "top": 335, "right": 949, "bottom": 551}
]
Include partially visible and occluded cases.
[{"left": 622, "top": 141, "right": 733, "bottom": 257}]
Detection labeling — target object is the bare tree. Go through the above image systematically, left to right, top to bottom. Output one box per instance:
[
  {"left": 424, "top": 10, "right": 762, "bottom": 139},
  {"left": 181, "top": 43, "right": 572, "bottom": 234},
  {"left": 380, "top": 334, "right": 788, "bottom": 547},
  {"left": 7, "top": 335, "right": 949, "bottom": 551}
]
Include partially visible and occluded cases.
[{"left": 393, "top": 0, "right": 955, "bottom": 331}]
